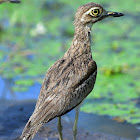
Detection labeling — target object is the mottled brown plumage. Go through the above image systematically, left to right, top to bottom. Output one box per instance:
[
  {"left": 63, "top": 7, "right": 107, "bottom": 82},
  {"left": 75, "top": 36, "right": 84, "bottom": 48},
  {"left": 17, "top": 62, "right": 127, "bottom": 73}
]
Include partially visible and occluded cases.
[{"left": 20, "top": 2, "right": 124, "bottom": 140}]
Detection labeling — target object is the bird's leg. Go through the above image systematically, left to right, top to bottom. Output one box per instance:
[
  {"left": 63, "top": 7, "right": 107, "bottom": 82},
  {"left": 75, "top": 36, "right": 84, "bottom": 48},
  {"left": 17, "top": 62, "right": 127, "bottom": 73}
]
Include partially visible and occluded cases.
[
  {"left": 73, "top": 106, "right": 80, "bottom": 140},
  {"left": 57, "top": 116, "right": 63, "bottom": 140}
]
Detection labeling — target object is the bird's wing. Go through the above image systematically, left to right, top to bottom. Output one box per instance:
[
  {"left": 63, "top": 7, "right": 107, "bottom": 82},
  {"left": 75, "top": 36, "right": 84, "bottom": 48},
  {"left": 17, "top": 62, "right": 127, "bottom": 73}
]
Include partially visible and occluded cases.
[
  {"left": 20, "top": 58, "right": 97, "bottom": 139},
  {"left": 27, "top": 58, "right": 96, "bottom": 123},
  {"left": 32, "top": 58, "right": 97, "bottom": 122}
]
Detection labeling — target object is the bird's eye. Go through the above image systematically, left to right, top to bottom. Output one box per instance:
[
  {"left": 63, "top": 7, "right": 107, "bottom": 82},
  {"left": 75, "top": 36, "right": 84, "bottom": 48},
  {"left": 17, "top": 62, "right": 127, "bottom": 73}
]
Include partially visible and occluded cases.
[{"left": 90, "top": 9, "right": 100, "bottom": 17}]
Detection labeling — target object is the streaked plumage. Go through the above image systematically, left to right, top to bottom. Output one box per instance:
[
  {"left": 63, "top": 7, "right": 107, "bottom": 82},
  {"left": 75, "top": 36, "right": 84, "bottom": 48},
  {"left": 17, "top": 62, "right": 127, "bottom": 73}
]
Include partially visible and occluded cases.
[{"left": 20, "top": 3, "right": 124, "bottom": 140}]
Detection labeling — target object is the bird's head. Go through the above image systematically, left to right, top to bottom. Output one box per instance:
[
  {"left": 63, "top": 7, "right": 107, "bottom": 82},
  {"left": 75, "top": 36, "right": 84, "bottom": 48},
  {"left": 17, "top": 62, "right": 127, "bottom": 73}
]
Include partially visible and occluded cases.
[{"left": 74, "top": 3, "right": 124, "bottom": 27}]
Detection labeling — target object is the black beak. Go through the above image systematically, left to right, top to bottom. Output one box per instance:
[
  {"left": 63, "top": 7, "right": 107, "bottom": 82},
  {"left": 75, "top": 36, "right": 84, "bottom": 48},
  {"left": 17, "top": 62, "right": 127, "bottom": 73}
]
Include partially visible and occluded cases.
[{"left": 107, "top": 11, "right": 124, "bottom": 17}]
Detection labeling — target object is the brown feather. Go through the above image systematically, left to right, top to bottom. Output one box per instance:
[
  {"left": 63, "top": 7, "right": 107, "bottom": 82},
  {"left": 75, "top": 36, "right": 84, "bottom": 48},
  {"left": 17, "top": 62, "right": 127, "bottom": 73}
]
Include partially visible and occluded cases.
[{"left": 20, "top": 3, "right": 99, "bottom": 140}]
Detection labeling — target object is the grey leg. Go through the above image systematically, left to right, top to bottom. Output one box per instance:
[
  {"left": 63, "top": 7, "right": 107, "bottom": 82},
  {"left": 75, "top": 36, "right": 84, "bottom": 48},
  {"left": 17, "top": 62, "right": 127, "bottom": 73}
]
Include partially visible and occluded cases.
[
  {"left": 73, "top": 106, "right": 80, "bottom": 140},
  {"left": 57, "top": 116, "right": 63, "bottom": 140}
]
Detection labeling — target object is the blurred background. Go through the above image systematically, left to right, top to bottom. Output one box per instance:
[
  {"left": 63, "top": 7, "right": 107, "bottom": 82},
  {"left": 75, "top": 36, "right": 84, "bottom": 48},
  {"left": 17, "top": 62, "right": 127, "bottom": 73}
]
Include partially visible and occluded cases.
[{"left": 0, "top": 0, "right": 140, "bottom": 139}]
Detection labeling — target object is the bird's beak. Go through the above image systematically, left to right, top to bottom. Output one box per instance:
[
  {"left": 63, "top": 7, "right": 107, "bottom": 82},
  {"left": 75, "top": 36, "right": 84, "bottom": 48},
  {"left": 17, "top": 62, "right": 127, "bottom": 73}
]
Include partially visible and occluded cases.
[
  {"left": 98, "top": 11, "right": 124, "bottom": 21},
  {"left": 106, "top": 11, "right": 124, "bottom": 17}
]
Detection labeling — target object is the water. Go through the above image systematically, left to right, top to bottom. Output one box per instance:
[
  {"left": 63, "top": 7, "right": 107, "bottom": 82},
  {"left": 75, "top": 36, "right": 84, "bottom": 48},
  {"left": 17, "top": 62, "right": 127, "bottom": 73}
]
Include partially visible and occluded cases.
[
  {"left": 0, "top": 77, "right": 140, "bottom": 140},
  {"left": 0, "top": 77, "right": 40, "bottom": 100},
  {"left": 67, "top": 111, "right": 140, "bottom": 140}
]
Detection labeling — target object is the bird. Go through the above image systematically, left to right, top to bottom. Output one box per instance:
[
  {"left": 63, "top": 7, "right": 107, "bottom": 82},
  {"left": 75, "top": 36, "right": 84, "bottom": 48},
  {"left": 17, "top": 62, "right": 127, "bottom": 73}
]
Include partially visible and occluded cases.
[
  {"left": 0, "top": 0, "right": 20, "bottom": 4},
  {"left": 19, "top": 2, "right": 124, "bottom": 140}
]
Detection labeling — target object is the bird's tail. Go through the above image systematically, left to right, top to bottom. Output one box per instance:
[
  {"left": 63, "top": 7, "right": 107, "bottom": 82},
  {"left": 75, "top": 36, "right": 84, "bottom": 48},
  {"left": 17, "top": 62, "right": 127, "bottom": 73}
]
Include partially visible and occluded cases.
[{"left": 19, "top": 115, "right": 44, "bottom": 140}]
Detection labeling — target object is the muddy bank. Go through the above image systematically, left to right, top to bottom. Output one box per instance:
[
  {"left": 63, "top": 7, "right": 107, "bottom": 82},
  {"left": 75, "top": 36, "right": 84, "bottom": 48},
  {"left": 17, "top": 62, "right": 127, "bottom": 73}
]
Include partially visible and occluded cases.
[{"left": 0, "top": 100, "right": 139, "bottom": 140}]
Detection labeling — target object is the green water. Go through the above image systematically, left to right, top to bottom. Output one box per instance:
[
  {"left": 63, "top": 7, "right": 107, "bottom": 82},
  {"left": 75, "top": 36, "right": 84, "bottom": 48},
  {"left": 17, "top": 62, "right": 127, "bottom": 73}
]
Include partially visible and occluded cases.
[{"left": 0, "top": 0, "right": 140, "bottom": 124}]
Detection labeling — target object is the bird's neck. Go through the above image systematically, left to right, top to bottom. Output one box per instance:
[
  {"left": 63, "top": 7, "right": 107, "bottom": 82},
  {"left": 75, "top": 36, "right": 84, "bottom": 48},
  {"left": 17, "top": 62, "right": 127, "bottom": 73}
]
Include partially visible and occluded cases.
[{"left": 64, "top": 24, "right": 92, "bottom": 60}]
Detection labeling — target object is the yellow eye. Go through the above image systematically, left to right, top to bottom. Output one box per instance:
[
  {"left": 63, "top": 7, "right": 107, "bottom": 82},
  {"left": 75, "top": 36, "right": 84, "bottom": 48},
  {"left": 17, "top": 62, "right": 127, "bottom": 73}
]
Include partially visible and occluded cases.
[{"left": 90, "top": 9, "right": 100, "bottom": 16}]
